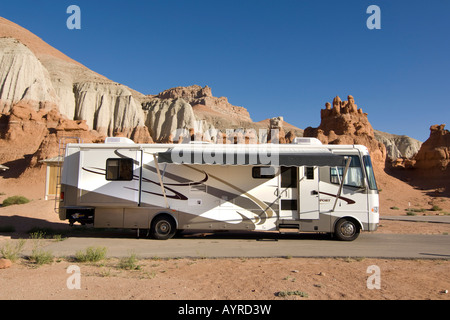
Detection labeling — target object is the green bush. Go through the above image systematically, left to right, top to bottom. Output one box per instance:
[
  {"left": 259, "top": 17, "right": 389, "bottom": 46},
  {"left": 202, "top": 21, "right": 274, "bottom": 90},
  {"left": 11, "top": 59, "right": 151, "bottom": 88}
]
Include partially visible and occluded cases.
[{"left": 2, "top": 196, "right": 30, "bottom": 207}]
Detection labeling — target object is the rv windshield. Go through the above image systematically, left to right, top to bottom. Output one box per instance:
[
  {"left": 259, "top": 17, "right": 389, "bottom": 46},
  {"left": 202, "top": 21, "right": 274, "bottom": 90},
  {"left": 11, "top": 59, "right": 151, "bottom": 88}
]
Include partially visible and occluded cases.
[{"left": 363, "top": 155, "right": 378, "bottom": 190}]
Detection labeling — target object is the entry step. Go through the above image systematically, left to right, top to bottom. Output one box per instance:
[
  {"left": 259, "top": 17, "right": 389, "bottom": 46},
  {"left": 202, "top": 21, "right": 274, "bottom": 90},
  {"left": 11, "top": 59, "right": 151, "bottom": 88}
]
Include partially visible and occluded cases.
[{"left": 278, "top": 223, "right": 301, "bottom": 234}]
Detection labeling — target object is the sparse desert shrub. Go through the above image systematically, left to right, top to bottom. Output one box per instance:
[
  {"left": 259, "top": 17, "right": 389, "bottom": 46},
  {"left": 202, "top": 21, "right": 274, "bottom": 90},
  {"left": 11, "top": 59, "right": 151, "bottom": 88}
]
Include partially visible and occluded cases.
[
  {"left": 2, "top": 196, "right": 30, "bottom": 207},
  {"left": 431, "top": 205, "right": 442, "bottom": 211},
  {"left": 406, "top": 208, "right": 426, "bottom": 213},
  {"left": 27, "top": 227, "right": 66, "bottom": 241},
  {"left": 0, "top": 239, "right": 26, "bottom": 262},
  {"left": 75, "top": 246, "right": 107, "bottom": 263},
  {"left": 29, "top": 248, "right": 54, "bottom": 265},
  {"left": 119, "top": 253, "right": 141, "bottom": 270},
  {"left": 276, "top": 290, "right": 309, "bottom": 298}
]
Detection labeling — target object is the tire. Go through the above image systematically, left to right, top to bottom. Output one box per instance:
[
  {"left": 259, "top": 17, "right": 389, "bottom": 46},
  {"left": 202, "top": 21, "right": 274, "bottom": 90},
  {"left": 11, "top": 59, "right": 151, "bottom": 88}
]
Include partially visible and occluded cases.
[
  {"left": 150, "top": 215, "right": 177, "bottom": 240},
  {"left": 334, "top": 218, "right": 360, "bottom": 241}
]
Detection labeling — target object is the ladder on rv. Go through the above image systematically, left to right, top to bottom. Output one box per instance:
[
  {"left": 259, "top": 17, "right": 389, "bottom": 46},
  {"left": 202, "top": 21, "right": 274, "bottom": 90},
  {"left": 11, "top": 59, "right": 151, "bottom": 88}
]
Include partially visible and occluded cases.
[{"left": 54, "top": 137, "right": 82, "bottom": 214}]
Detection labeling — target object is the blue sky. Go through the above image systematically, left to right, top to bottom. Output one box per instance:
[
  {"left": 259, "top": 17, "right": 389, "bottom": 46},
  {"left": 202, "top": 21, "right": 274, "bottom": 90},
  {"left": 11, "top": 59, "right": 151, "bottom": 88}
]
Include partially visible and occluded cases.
[{"left": 2, "top": 0, "right": 449, "bottom": 141}]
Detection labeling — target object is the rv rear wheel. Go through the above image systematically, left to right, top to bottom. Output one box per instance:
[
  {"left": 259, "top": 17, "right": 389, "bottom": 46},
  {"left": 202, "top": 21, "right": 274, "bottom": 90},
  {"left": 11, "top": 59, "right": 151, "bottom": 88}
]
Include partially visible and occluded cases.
[
  {"left": 150, "top": 215, "right": 177, "bottom": 240},
  {"left": 334, "top": 218, "right": 360, "bottom": 241}
]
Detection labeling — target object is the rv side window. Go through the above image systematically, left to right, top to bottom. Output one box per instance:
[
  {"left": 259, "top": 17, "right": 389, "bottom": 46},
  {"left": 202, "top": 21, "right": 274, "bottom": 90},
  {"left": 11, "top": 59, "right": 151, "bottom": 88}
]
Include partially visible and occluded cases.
[
  {"left": 363, "top": 155, "right": 378, "bottom": 190},
  {"left": 330, "top": 156, "right": 363, "bottom": 188},
  {"left": 106, "top": 158, "right": 134, "bottom": 181},
  {"left": 252, "top": 167, "right": 276, "bottom": 179},
  {"left": 305, "top": 167, "right": 314, "bottom": 180}
]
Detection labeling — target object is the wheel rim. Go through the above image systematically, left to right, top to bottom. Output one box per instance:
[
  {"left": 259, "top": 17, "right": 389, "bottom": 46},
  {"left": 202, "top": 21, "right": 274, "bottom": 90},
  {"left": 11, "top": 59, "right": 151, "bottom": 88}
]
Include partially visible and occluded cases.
[
  {"left": 156, "top": 221, "right": 171, "bottom": 235},
  {"left": 340, "top": 221, "right": 356, "bottom": 237}
]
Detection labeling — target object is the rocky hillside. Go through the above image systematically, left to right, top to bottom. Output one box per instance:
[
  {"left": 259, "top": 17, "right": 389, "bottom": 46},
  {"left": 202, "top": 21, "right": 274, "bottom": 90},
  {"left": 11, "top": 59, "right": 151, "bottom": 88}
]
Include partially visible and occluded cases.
[
  {"left": 0, "top": 17, "right": 305, "bottom": 172},
  {"left": 0, "top": 17, "right": 150, "bottom": 139},
  {"left": 142, "top": 85, "right": 303, "bottom": 143},
  {"left": 374, "top": 130, "right": 422, "bottom": 161}
]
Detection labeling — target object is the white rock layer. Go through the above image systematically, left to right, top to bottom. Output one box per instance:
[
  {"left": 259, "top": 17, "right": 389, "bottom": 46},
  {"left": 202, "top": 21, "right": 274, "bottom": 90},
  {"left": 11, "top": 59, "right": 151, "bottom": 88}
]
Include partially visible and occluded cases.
[{"left": 0, "top": 38, "right": 58, "bottom": 112}]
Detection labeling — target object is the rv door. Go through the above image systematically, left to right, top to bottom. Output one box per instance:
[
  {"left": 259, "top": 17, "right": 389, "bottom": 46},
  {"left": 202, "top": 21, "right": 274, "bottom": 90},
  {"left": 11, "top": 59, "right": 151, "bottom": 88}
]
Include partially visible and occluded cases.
[
  {"left": 299, "top": 166, "right": 320, "bottom": 220},
  {"left": 279, "top": 167, "right": 299, "bottom": 220}
]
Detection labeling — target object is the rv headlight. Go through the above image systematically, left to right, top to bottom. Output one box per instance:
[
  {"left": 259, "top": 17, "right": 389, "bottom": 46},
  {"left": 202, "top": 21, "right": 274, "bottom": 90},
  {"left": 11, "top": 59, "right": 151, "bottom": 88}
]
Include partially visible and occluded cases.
[{"left": 371, "top": 206, "right": 379, "bottom": 213}]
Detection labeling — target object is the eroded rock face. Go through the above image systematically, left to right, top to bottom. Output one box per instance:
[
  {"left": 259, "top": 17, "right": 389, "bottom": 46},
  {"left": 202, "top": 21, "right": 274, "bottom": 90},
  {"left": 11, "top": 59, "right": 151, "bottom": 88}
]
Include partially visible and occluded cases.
[
  {"left": 0, "top": 38, "right": 58, "bottom": 112},
  {"left": 73, "top": 82, "right": 146, "bottom": 137},
  {"left": 154, "top": 85, "right": 252, "bottom": 122},
  {"left": 304, "top": 95, "right": 386, "bottom": 167},
  {"left": 142, "top": 97, "right": 197, "bottom": 143},
  {"left": 414, "top": 124, "right": 450, "bottom": 171},
  {"left": 374, "top": 130, "right": 422, "bottom": 161}
]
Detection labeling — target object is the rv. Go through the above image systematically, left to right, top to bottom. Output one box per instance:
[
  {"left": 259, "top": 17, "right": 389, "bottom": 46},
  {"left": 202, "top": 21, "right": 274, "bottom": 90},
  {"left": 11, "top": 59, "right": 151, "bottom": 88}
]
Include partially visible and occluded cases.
[{"left": 58, "top": 137, "right": 379, "bottom": 241}]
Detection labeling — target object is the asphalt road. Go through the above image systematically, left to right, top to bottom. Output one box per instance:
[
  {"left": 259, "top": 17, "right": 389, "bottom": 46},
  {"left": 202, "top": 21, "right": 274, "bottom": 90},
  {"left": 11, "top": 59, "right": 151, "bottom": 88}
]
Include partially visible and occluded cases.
[{"left": 38, "top": 231, "right": 450, "bottom": 260}]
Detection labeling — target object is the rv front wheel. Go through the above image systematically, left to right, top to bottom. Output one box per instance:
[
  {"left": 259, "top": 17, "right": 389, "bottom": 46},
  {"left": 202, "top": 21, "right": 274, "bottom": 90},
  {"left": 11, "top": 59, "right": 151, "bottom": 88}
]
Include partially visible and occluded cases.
[
  {"left": 150, "top": 215, "right": 177, "bottom": 240},
  {"left": 334, "top": 218, "right": 360, "bottom": 241}
]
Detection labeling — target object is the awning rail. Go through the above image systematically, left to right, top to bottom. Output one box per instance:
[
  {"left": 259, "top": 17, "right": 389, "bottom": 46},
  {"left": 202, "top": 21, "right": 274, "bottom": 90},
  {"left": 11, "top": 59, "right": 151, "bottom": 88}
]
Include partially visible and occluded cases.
[{"left": 157, "top": 145, "right": 347, "bottom": 167}]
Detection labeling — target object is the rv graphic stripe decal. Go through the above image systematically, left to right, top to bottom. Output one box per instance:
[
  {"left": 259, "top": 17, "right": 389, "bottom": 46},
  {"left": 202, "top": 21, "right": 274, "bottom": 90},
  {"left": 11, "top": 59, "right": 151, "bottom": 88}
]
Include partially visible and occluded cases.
[
  {"left": 111, "top": 150, "right": 272, "bottom": 224},
  {"left": 82, "top": 161, "right": 274, "bottom": 227},
  {"left": 182, "top": 164, "right": 275, "bottom": 225},
  {"left": 81, "top": 167, "right": 189, "bottom": 201},
  {"left": 319, "top": 191, "right": 356, "bottom": 205}
]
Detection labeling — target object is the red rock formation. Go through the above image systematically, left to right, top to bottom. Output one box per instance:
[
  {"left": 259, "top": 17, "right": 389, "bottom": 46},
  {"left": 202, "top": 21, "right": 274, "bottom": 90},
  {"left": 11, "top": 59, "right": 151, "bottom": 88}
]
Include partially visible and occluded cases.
[
  {"left": 304, "top": 95, "right": 386, "bottom": 167},
  {"left": 0, "top": 104, "right": 100, "bottom": 168},
  {"left": 414, "top": 124, "right": 450, "bottom": 172}
]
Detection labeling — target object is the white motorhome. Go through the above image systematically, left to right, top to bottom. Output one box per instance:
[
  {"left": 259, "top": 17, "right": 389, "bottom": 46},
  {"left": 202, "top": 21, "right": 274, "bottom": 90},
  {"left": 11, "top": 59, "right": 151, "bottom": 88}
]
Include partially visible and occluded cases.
[{"left": 58, "top": 137, "right": 379, "bottom": 241}]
